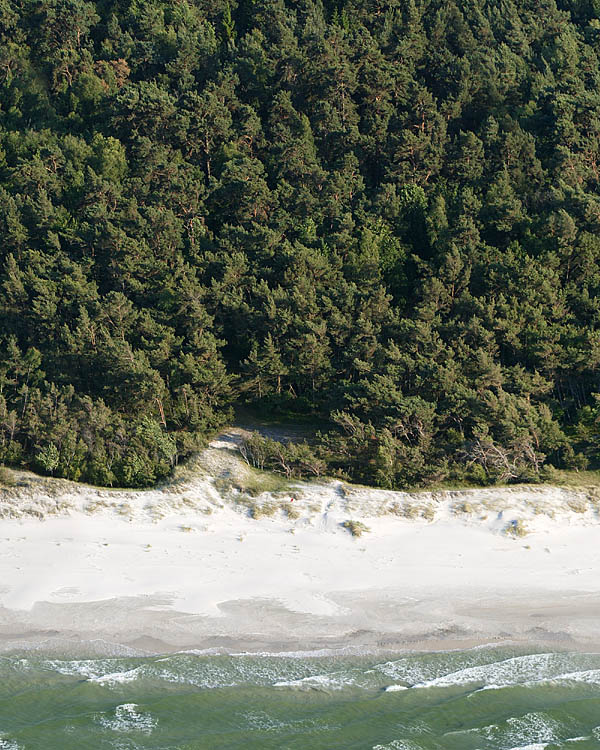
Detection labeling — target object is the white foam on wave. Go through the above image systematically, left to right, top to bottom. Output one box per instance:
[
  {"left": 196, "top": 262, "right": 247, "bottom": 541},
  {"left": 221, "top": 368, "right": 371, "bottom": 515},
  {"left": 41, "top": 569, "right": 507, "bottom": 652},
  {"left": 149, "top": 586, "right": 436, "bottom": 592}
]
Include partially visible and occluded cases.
[
  {"left": 228, "top": 645, "right": 368, "bottom": 658},
  {"left": 173, "top": 648, "right": 228, "bottom": 657},
  {"left": 34, "top": 649, "right": 600, "bottom": 697},
  {"left": 372, "top": 649, "right": 535, "bottom": 688},
  {"left": 359, "top": 650, "right": 594, "bottom": 693},
  {"left": 23, "top": 651, "right": 377, "bottom": 693},
  {"left": 119, "top": 653, "right": 326, "bottom": 690},
  {"left": 412, "top": 653, "right": 562, "bottom": 689},
  {"left": 41, "top": 654, "right": 279, "bottom": 690},
  {"left": 170, "top": 654, "right": 321, "bottom": 689},
  {"left": 43, "top": 655, "right": 211, "bottom": 689},
  {"left": 374, "top": 656, "right": 451, "bottom": 685},
  {"left": 42, "top": 658, "right": 124, "bottom": 681},
  {"left": 470, "top": 666, "right": 600, "bottom": 692},
  {"left": 89, "top": 667, "right": 142, "bottom": 685},
  {"left": 549, "top": 669, "right": 600, "bottom": 686},
  {"left": 273, "top": 672, "right": 355, "bottom": 691},
  {"left": 96, "top": 703, "right": 157, "bottom": 734},
  {"left": 241, "top": 710, "right": 288, "bottom": 732},
  {"left": 480, "top": 712, "right": 559, "bottom": 749},
  {"left": 0, "top": 739, "right": 20, "bottom": 750},
  {"left": 372, "top": 741, "right": 421, "bottom": 750}
]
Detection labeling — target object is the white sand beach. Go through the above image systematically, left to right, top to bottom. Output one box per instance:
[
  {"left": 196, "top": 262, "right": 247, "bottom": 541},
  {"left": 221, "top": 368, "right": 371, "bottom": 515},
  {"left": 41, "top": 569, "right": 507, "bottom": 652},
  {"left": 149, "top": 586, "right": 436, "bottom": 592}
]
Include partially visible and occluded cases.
[{"left": 1, "top": 432, "right": 600, "bottom": 655}]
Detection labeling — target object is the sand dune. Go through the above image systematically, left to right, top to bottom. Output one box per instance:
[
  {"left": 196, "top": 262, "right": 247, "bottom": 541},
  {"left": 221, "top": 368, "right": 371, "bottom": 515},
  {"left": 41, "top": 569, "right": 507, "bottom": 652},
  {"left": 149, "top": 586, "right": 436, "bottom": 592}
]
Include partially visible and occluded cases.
[{"left": 1, "top": 432, "right": 600, "bottom": 655}]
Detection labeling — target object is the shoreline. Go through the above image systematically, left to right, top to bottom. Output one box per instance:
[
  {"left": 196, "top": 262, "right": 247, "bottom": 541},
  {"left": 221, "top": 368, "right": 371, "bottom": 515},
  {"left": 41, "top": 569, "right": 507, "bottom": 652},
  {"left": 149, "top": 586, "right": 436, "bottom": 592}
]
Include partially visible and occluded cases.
[
  {"left": 1, "top": 436, "right": 600, "bottom": 658},
  {"left": 0, "top": 592, "right": 600, "bottom": 658}
]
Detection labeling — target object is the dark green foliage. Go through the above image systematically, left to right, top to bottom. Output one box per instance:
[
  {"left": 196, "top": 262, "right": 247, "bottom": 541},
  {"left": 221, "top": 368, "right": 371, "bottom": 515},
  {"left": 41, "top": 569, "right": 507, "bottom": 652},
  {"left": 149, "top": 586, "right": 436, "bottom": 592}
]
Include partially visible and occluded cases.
[{"left": 2, "top": 0, "right": 600, "bottom": 487}]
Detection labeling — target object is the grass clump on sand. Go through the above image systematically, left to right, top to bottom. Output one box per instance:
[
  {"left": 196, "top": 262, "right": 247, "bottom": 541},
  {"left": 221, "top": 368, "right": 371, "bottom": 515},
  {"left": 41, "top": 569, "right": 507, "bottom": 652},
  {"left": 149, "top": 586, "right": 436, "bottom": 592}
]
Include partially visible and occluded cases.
[
  {"left": 0, "top": 466, "right": 15, "bottom": 487},
  {"left": 215, "top": 466, "right": 291, "bottom": 500},
  {"left": 236, "top": 471, "right": 291, "bottom": 497},
  {"left": 247, "top": 498, "right": 301, "bottom": 520},
  {"left": 567, "top": 498, "right": 588, "bottom": 513},
  {"left": 250, "top": 501, "right": 280, "bottom": 519},
  {"left": 387, "top": 501, "right": 434, "bottom": 520},
  {"left": 454, "top": 501, "right": 475, "bottom": 514},
  {"left": 286, "top": 504, "right": 300, "bottom": 520},
  {"left": 422, "top": 505, "right": 435, "bottom": 521},
  {"left": 505, "top": 519, "right": 528, "bottom": 538},
  {"left": 342, "top": 520, "right": 370, "bottom": 537}
]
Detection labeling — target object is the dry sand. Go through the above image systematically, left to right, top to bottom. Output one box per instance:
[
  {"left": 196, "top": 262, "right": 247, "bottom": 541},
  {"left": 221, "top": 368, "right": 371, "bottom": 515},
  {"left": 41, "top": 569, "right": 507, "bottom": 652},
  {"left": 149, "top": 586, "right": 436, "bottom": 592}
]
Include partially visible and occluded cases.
[{"left": 1, "top": 432, "right": 600, "bottom": 655}]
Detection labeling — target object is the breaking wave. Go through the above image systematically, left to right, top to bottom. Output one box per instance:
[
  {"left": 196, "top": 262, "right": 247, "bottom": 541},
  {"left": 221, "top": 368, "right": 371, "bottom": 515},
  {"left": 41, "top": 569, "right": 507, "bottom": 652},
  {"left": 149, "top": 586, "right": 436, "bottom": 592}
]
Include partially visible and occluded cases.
[{"left": 96, "top": 703, "right": 157, "bottom": 734}]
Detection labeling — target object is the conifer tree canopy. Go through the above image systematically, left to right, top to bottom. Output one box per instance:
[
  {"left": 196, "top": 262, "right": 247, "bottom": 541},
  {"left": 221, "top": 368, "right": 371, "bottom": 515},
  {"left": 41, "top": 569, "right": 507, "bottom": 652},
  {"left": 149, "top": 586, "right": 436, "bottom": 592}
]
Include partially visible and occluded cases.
[{"left": 1, "top": 0, "right": 600, "bottom": 487}]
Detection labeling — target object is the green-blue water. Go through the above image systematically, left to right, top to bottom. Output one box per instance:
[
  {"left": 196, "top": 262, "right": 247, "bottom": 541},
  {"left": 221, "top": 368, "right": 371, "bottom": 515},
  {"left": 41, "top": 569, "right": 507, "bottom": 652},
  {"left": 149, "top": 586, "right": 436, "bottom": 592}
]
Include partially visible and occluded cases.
[{"left": 1, "top": 646, "right": 600, "bottom": 749}]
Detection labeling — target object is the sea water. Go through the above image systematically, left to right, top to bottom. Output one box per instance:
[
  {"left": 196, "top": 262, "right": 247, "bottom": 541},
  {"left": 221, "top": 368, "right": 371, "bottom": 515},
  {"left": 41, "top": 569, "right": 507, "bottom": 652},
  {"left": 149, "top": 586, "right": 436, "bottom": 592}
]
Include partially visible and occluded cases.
[{"left": 1, "top": 645, "right": 600, "bottom": 749}]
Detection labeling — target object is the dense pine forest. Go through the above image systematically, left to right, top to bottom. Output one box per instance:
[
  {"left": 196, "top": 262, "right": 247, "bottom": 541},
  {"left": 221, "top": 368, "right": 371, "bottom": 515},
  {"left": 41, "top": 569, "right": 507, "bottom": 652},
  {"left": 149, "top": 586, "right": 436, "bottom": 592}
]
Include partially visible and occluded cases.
[{"left": 2, "top": 0, "right": 600, "bottom": 488}]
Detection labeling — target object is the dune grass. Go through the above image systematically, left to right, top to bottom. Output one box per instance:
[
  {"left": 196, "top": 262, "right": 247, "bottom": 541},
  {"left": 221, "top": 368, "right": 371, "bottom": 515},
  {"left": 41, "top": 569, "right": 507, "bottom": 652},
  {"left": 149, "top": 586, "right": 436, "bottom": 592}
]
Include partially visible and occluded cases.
[
  {"left": 0, "top": 466, "right": 15, "bottom": 487},
  {"left": 342, "top": 520, "right": 371, "bottom": 537}
]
